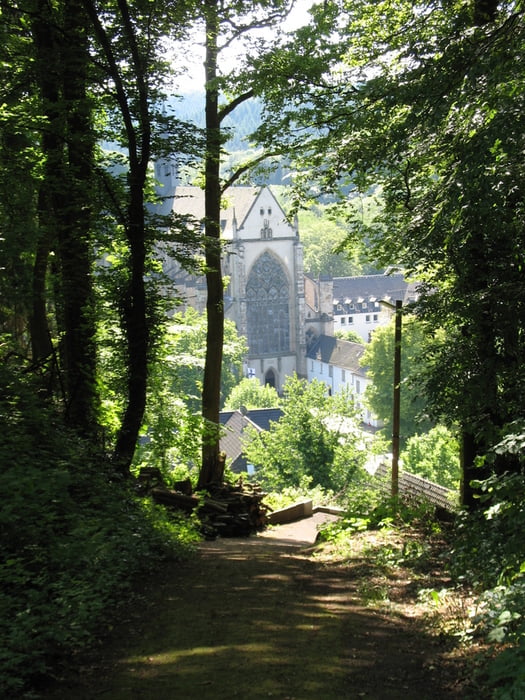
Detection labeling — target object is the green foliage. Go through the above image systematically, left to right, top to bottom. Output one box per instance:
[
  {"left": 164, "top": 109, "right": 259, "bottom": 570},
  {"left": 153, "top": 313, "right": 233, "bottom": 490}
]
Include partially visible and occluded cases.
[
  {"left": 254, "top": 0, "right": 525, "bottom": 505},
  {"left": 296, "top": 203, "right": 366, "bottom": 277},
  {"left": 167, "top": 308, "right": 248, "bottom": 412},
  {"left": 123, "top": 310, "right": 247, "bottom": 482},
  {"left": 362, "top": 315, "right": 434, "bottom": 443},
  {"left": 334, "top": 328, "right": 364, "bottom": 344},
  {"left": 0, "top": 365, "right": 199, "bottom": 695},
  {"left": 243, "top": 374, "right": 367, "bottom": 491},
  {"left": 224, "top": 377, "right": 280, "bottom": 410},
  {"left": 451, "top": 424, "right": 525, "bottom": 590},
  {"left": 400, "top": 425, "right": 461, "bottom": 490},
  {"left": 449, "top": 429, "right": 525, "bottom": 697},
  {"left": 263, "top": 482, "right": 332, "bottom": 512},
  {"left": 323, "top": 486, "right": 438, "bottom": 539},
  {"left": 482, "top": 636, "right": 525, "bottom": 700}
]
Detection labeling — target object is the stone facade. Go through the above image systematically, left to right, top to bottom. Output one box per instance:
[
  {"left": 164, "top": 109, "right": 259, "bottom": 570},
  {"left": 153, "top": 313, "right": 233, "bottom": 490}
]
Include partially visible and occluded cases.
[{"left": 165, "top": 185, "right": 306, "bottom": 392}]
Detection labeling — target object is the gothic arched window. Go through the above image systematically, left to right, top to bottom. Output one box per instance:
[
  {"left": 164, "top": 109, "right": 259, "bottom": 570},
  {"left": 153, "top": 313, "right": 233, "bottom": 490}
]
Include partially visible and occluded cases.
[{"left": 246, "top": 253, "right": 290, "bottom": 354}]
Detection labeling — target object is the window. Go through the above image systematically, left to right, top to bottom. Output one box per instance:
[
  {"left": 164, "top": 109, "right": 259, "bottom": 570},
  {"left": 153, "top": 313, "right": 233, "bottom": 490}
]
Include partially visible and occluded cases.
[
  {"left": 260, "top": 219, "right": 273, "bottom": 239},
  {"left": 246, "top": 253, "right": 289, "bottom": 354},
  {"left": 366, "top": 314, "right": 371, "bottom": 322},
  {"left": 373, "top": 314, "right": 378, "bottom": 321},
  {"left": 349, "top": 316, "right": 354, "bottom": 324},
  {"left": 341, "top": 317, "right": 346, "bottom": 325},
  {"left": 320, "top": 362, "right": 323, "bottom": 374},
  {"left": 329, "top": 365, "right": 333, "bottom": 378},
  {"left": 342, "top": 369, "right": 346, "bottom": 382},
  {"left": 356, "top": 380, "right": 361, "bottom": 394}
]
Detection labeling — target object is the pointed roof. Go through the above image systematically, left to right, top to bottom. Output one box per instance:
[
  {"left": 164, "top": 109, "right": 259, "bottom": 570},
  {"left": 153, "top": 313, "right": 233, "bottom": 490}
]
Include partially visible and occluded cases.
[
  {"left": 172, "top": 186, "right": 265, "bottom": 238},
  {"left": 219, "top": 407, "right": 283, "bottom": 472}
]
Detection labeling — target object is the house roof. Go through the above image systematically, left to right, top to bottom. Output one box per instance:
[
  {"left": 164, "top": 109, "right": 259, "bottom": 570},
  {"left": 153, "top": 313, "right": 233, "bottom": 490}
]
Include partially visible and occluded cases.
[
  {"left": 171, "top": 186, "right": 263, "bottom": 239},
  {"left": 332, "top": 272, "right": 419, "bottom": 307},
  {"left": 306, "top": 335, "right": 367, "bottom": 375},
  {"left": 219, "top": 407, "right": 283, "bottom": 471}
]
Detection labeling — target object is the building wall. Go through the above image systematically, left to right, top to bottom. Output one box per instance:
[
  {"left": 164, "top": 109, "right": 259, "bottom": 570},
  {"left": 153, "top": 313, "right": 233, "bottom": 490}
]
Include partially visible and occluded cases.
[
  {"left": 333, "top": 307, "right": 391, "bottom": 343},
  {"left": 306, "top": 357, "right": 380, "bottom": 428}
]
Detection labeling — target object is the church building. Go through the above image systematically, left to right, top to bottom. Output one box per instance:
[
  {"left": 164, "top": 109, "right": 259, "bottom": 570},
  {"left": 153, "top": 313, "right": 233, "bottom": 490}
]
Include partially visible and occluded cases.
[{"left": 162, "top": 183, "right": 307, "bottom": 392}]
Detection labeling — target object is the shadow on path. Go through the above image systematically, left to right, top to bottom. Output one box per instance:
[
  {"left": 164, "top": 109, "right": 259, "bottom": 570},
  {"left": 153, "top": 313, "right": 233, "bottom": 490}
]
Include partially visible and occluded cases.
[{"left": 43, "top": 516, "right": 470, "bottom": 700}]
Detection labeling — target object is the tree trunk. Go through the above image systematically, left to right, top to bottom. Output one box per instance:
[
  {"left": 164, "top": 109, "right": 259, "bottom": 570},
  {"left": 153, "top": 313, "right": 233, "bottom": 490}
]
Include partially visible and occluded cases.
[
  {"left": 32, "top": 0, "right": 99, "bottom": 434},
  {"left": 59, "top": 0, "right": 99, "bottom": 433},
  {"left": 85, "top": 0, "right": 153, "bottom": 476},
  {"left": 198, "top": 0, "right": 224, "bottom": 490},
  {"left": 112, "top": 178, "right": 149, "bottom": 475},
  {"left": 30, "top": 207, "right": 54, "bottom": 365}
]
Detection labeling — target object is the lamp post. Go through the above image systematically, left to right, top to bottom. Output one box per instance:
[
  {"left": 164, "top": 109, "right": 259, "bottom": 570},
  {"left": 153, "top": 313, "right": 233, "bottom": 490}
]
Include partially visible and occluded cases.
[{"left": 379, "top": 299, "right": 402, "bottom": 498}]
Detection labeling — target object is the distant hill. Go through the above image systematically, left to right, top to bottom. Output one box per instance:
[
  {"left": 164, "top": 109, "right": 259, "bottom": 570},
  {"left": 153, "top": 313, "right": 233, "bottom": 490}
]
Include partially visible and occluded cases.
[{"left": 169, "top": 92, "right": 262, "bottom": 150}]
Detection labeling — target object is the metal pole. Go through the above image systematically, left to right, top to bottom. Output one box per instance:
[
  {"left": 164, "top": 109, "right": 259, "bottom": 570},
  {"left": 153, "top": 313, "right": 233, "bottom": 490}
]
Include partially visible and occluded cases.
[{"left": 391, "top": 300, "right": 402, "bottom": 498}]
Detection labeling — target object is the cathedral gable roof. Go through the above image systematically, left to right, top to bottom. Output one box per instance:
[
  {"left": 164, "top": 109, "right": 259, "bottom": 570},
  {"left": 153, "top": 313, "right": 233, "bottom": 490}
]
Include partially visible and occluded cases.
[
  {"left": 171, "top": 186, "right": 290, "bottom": 239},
  {"left": 172, "top": 186, "right": 260, "bottom": 237}
]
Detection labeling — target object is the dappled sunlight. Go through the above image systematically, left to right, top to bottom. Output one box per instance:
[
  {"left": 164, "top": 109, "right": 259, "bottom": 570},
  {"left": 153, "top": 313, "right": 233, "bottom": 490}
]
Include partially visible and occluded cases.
[{"left": 42, "top": 522, "right": 471, "bottom": 699}]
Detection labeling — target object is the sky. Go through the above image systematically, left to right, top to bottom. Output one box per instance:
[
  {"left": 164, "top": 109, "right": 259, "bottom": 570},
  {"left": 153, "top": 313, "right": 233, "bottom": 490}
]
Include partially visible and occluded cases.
[{"left": 172, "top": 0, "right": 315, "bottom": 94}]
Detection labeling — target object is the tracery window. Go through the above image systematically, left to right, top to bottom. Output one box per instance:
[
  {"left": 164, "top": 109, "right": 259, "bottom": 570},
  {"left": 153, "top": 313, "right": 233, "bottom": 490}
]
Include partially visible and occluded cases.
[{"left": 246, "top": 253, "right": 290, "bottom": 354}]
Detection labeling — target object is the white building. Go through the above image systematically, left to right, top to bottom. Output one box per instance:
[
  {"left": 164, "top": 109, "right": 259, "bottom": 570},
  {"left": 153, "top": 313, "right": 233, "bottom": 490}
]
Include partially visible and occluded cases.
[
  {"left": 305, "top": 272, "right": 419, "bottom": 343},
  {"left": 306, "top": 334, "right": 381, "bottom": 428}
]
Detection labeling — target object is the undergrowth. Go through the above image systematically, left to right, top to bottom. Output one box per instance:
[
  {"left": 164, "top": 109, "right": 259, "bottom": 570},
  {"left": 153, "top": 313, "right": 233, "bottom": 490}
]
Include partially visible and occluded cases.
[
  {"left": 0, "top": 369, "right": 200, "bottom": 697},
  {"left": 315, "top": 456, "right": 525, "bottom": 700}
]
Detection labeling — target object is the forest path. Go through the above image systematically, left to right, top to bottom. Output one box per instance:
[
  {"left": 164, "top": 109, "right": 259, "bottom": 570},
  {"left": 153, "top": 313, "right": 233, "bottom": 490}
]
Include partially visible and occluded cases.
[{"left": 43, "top": 513, "right": 475, "bottom": 699}]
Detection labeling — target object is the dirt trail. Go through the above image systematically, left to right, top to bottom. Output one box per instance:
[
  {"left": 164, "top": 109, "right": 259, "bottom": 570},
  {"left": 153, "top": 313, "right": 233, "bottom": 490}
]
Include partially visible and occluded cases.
[{"left": 43, "top": 514, "right": 474, "bottom": 700}]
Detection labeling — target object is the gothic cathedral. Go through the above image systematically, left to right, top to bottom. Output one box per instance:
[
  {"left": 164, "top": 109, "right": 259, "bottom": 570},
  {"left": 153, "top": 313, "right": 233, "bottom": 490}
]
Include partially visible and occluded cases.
[{"left": 156, "top": 170, "right": 307, "bottom": 391}]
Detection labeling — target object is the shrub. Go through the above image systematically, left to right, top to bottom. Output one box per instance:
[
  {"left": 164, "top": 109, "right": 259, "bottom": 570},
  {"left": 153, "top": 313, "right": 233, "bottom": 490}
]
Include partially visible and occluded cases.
[{"left": 0, "top": 367, "right": 200, "bottom": 695}]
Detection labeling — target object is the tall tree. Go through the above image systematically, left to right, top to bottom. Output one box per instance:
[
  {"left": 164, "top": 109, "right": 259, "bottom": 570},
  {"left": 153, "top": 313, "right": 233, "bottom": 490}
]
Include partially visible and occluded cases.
[
  {"left": 4, "top": 0, "right": 201, "bottom": 471},
  {"left": 28, "top": 0, "right": 100, "bottom": 431},
  {"left": 81, "top": 0, "right": 200, "bottom": 474},
  {"left": 189, "top": 0, "right": 295, "bottom": 489},
  {"left": 199, "top": 0, "right": 225, "bottom": 488},
  {"left": 251, "top": 0, "right": 525, "bottom": 507},
  {"left": 0, "top": 3, "right": 40, "bottom": 356}
]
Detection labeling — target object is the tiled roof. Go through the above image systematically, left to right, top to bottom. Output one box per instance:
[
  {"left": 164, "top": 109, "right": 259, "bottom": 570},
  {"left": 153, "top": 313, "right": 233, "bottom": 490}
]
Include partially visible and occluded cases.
[
  {"left": 171, "top": 186, "right": 260, "bottom": 238},
  {"left": 332, "top": 273, "right": 419, "bottom": 306},
  {"left": 306, "top": 335, "right": 367, "bottom": 374},
  {"left": 219, "top": 407, "right": 283, "bottom": 471},
  {"left": 243, "top": 408, "right": 283, "bottom": 431}
]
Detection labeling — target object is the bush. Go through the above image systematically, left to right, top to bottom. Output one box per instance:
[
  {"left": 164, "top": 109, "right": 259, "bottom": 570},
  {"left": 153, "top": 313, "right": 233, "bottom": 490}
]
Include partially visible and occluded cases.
[
  {"left": 0, "top": 367, "right": 200, "bottom": 695},
  {"left": 400, "top": 425, "right": 461, "bottom": 489},
  {"left": 448, "top": 426, "right": 525, "bottom": 700}
]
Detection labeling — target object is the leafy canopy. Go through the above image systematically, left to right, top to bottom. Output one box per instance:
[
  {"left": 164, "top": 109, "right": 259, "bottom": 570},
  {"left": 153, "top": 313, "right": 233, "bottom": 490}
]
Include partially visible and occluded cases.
[
  {"left": 362, "top": 314, "right": 434, "bottom": 443},
  {"left": 243, "top": 373, "right": 367, "bottom": 491},
  {"left": 224, "top": 377, "right": 280, "bottom": 410}
]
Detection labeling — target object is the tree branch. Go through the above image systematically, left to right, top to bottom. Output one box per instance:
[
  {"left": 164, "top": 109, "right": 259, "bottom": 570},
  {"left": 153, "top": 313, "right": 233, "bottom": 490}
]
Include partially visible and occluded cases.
[
  {"left": 218, "top": 89, "right": 254, "bottom": 121},
  {"left": 221, "top": 150, "right": 280, "bottom": 192}
]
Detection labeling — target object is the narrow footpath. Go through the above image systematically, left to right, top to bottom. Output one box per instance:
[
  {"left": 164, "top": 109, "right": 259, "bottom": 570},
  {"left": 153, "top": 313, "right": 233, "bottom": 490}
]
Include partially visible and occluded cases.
[{"left": 43, "top": 514, "right": 477, "bottom": 700}]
